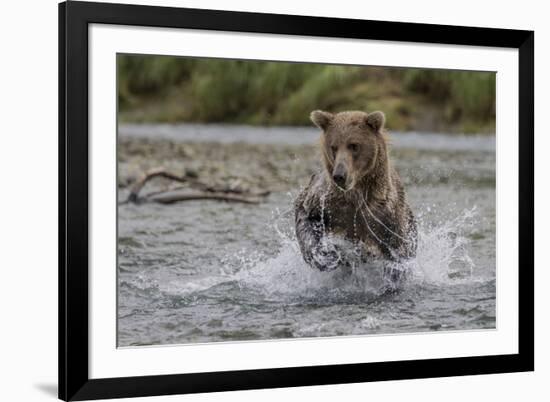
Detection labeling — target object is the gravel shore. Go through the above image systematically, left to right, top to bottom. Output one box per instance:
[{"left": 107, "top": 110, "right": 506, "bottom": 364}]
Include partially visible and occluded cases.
[{"left": 118, "top": 137, "right": 321, "bottom": 196}]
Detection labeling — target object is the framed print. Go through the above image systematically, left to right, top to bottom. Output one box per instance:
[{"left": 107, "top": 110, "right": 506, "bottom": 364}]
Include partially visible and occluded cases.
[{"left": 59, "top": 1, "right": 534, "bottom": 400}]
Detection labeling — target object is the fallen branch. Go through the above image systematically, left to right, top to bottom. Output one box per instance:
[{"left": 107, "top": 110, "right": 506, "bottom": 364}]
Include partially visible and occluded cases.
[
  {"left": 122, "top": 167, "right": 268, "bottom": 205},
  {"left": 128, "top": 167, "right": 194, "bottom": 203},
  {"left": 148, "top": 190, "right": 261, "bottom": 205}
]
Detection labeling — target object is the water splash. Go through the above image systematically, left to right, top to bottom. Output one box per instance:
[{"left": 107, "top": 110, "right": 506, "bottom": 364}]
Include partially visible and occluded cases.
[
  {"left": 218, "top": 204, "right": 479, "bottom": 303},
  {"left": 409, "top": 206, "right": 477, "bottom": 284}
]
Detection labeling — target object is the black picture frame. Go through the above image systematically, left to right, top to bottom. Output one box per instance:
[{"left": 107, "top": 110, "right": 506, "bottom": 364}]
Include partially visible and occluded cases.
[{"left": 59, "top": 1, "right": 534, "bottom": 400}]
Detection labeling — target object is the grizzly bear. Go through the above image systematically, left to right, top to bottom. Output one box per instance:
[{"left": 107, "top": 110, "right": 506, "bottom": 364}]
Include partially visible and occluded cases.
[{"left": 294, "top": 110, "right": 417, "bottom": 272}]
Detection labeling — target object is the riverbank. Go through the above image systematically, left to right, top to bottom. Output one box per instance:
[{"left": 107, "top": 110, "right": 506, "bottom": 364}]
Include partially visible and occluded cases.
[
  {"left": 118, "top": 56, "right": 496, "bottom": 134},
  {"left": 117, "top": 126, "right": 496, "bottom": 198},
  {"left": 118, "top": 137, "right": 318, "bottom": 193}
]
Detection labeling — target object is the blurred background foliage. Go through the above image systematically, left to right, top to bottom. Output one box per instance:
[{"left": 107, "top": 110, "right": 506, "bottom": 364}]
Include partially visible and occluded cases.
[{"left": 118, "top": 54, "right": 495, "bottom": 134}]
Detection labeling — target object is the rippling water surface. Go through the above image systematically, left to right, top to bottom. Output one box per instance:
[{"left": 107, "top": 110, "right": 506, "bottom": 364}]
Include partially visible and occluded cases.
[{"left": 117, "top": 124, "right": 496, "bottom": 347}]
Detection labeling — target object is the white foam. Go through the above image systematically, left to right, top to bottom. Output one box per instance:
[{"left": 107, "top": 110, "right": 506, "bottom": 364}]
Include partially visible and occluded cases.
[{"left": 220, "top": 206, "right": 480, "bottom": 301}]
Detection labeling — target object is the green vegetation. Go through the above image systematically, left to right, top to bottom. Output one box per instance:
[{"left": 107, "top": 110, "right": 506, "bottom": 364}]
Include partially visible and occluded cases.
[{"left": 118, "top": 54, "right": 495, "bottom": 134}]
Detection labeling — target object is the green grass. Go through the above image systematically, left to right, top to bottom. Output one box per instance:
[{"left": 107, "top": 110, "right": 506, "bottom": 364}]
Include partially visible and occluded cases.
[{"left": 117, "top": 54, "right": 496, "bottom": 134}]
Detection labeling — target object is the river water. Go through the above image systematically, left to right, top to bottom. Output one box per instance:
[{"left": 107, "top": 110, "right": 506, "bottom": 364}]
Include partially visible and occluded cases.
[{"left": 117, "top": 124, "right": 496, "bottom": 347}]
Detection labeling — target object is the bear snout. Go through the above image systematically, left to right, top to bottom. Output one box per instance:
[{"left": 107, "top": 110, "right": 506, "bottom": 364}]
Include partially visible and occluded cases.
[{"left": 332, "top": 164, "right": 347, "bottom": 188}]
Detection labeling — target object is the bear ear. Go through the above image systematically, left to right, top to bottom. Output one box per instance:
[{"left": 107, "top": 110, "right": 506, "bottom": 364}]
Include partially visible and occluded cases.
[
  {"left": 310, "top": 110, "right": 333, "bottom": 131},
  {"left": 365, "top": 111, "right": 385, "bottom": 133}
]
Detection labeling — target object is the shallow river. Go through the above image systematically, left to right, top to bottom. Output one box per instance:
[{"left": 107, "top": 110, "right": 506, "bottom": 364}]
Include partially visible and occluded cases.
[{"left": 117, "top": 124, "right": 496, "bottom": 347}]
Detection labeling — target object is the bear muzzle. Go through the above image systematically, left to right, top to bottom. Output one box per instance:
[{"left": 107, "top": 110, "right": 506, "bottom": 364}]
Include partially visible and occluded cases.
[{"left": 332, "top": 163, "right": 348, "bottom": 189}]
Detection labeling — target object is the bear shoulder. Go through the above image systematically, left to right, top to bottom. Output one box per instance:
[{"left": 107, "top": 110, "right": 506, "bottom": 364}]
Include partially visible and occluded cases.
[{"left": 295, "top": 172, "right": 326, "bottom": 217}]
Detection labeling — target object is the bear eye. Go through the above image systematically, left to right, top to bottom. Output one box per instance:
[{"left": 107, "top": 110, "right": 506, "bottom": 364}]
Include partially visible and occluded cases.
[
  {"left": 348, "top": 143, "right": 359, "bottom": 152},
  {"left": 331, "top": 146, "right": 338, "bottom": 155}
]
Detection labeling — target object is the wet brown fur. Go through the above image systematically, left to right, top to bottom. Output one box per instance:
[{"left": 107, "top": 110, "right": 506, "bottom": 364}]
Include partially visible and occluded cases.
[{"left": 295, "top": 110, "right": 417, "bottom": 270}]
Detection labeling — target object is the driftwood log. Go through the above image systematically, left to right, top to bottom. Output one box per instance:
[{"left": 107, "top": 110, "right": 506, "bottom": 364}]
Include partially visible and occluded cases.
[{"left": 120, "top": 167, "right": 269, "bottom": 205}]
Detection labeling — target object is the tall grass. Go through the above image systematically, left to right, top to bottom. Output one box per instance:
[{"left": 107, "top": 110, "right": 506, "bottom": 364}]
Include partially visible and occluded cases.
[
  {"left": 117, "top": 54, "right": 495, "bottom": 133},
  {"left": 118, "top": 55, "right": 194, "bottom": 107},
  {"left": 403, "top": 69, "right": 496, "bottom": 123}
]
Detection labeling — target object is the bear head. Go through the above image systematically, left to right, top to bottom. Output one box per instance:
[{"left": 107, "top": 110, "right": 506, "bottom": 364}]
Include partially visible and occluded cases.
[{"left": 310, "top": 110, "right": 388, "bottom": 192}]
